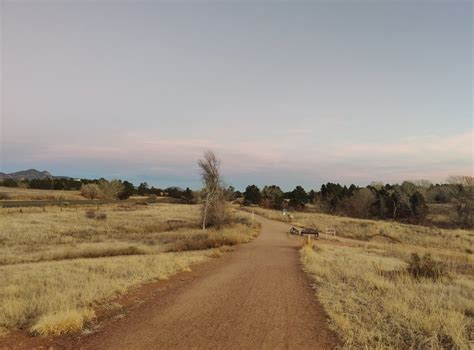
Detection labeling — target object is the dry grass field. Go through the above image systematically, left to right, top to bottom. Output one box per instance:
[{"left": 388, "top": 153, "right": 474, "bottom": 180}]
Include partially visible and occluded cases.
[
  {"left": 0, "top": 186, "right": 85, "bottom": 201},
  {"left": 0, "top": 203, "right": 259, "bottom": 336},
  {"left": 248, "top": 207, "right": 473, "bottom": 253},
  {"left": 251, "top": 207, "right": 473, "bottom": 348}
]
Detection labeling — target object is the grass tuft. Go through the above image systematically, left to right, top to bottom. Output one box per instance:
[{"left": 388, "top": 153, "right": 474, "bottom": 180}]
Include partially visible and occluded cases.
[
  {"left": 406, "top": 253, "right": 447, "bottom": 281},
  {"left": 30, "top": 309, "right": 95, "bottom": 336}
]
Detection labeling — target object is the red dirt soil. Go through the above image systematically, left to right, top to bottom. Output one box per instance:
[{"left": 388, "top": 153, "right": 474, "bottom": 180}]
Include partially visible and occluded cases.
[{"left": 2, "top": 216, "right": 339, "bottom": 350}]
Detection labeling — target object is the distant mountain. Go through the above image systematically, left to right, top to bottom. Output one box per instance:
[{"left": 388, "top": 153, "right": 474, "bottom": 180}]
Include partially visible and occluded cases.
[{"left": 0, "top": 169, "right": 67, "bottom": 180}]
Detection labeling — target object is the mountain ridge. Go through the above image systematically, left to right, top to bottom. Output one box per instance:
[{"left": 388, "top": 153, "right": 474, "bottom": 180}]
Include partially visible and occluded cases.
[{"left": 0, "top": 169, "right": 70, "bottom": 180}]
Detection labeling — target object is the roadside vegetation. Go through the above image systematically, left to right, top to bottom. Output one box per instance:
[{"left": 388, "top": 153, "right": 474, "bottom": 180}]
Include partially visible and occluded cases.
[
  {"left": 2, "top": 163, "right": 471, "bottom": 346},
  {"left": 247, "top": 193, "right": 473, "bottom": 348},
  {"left": 252, "top": 194, "right": 474, "bottom": 348},
  {"left": 0, "top": 203, "right": 259, "bottom": 336},
  {"left": 249, "top": 207, "right": 473, "bottom": 253},
  {"left": 301, "top": 243, "right": 473, "bottom": 349}
]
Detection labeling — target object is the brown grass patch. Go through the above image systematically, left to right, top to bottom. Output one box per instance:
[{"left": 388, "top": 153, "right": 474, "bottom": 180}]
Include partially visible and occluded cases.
[
  {"left": 0, "top": 204, "right": 259, "bottom": 336},
  {"left": 300, "top": 244, "right": 473, "bottom": 349}
]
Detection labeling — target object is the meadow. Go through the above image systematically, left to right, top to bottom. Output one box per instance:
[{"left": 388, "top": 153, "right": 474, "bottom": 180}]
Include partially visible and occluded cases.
[
  {"left": 0, "top": 186, "right": 85, "bottom": 201},
  {"left": 0, "top": 203, "right": 259, "bottom": 336},
  {"left": 249, "top": 207, "right": 473, "bottom": 348},
  {"left": 249, "top": 207, "right": 473, "bottom": 253}
]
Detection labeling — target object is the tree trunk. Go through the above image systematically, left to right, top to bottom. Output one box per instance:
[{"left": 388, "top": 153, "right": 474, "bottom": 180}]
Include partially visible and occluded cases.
[{"left": 202, "top": 193, "right": 210, "bottom": 230}]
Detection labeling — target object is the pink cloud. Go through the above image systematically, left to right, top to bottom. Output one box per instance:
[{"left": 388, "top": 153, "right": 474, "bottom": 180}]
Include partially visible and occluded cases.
[
  {"left": 5, "top": 129, "right": 472, "bottom": 185},
  {"left": 334, "top": 130, "right": 473, "bottom": 159}
]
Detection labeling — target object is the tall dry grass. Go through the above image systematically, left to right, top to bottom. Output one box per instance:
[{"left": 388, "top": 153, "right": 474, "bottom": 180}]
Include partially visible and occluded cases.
[
  {"left": 0, "top": 186, "right": 85, "bottom": 201},
  {"left": 0, "top": 203, "right": 259, "bottom": 335},
  {"left": 0, "top": 204, "right": 200, "bottom": 265},
  {"left": 247, "top": 207, "right": 473, "bottom": 348},
  {"left": 249, "top": 207, "right": 473, "bottom": 253},
  {"left": 301, "top": 244, "right": 473, "bottom": 349},
  {"left": 0, "top": 251, "right": 210, "bottom": 333}
]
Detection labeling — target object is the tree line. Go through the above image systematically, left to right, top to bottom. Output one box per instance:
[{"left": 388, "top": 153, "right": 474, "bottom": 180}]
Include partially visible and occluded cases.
[
  {"left": 2, "top": 172, "right": 471, "bottom": 228},
  {"left": 241, "top": 176, "right": 473, "bottom": 228},
  {"left": 0, "top": 177, "right": 194, "bottom": 202}
]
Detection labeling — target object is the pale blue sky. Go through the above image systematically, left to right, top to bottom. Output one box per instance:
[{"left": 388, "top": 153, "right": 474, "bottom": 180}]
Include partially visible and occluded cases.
[{"left": 1, "top": 0, "right": 472, "bottom": 190}]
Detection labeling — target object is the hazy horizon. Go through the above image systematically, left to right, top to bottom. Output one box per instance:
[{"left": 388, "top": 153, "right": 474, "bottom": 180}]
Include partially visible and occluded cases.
[{"left": 1, "top": 1, "right": 472, "bottom": 190}]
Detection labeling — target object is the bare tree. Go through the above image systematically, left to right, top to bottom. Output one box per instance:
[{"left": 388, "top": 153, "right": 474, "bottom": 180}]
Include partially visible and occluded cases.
[
  {"left": 198, "top": 151, "right": 226, "bottom": 230},
  {"left": 446, "top": 176, "right": 474, "bottom": 227}
]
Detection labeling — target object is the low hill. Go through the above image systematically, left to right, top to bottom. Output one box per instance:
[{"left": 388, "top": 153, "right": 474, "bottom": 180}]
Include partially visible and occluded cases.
[{"left": 0, "top": 169, "right": 69, "bottom": 180}]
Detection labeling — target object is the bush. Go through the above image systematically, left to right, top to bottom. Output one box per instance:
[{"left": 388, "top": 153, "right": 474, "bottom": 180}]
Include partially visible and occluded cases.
[
  {"left": 98, "top": 179, "right": 124, "bottom": 200},
  {"left": 81, "top": 184, "right": 101, "bottom": 200},
  {"left": 202, "top": 200, "right": 231, "bottom": 228},
  {"left": 85, "top": 210, "right": 96, "bottom": 219},
  {"left": 85, "top": 210, "right": 107, "bottom": 220},
  {"left": 407, "top": 253, "right": 446, "bottom": 280}
]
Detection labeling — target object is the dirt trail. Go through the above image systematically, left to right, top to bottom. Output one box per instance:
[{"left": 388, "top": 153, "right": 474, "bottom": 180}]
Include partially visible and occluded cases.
[{"left": 65, "top": 217, "right": 339, "bottom": 349}]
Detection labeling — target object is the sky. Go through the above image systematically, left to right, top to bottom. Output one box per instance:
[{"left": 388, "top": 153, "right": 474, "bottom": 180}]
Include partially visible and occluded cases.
[{"left": 0, "top": 0, "right": 472, "bottom": 190}]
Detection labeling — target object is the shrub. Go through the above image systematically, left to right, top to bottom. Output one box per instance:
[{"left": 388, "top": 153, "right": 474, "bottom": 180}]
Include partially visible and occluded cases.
[
  {"left": 98, "top": 179, "right": 124, "bottom": 200},
  {"left": 81, "top": 184, "right": 101, "bottom": 200},
  {"left": 202, "top": 200, "right": 231, "bottom": 229},
  {"left": 85, "top": 210, "right": 96, "bottom": 219},
  {"left": 85, "top": 210, "right": 107, "bottom": 220},
  {"left": 407, "top": 253, "right": 446, "bottom": 280}
]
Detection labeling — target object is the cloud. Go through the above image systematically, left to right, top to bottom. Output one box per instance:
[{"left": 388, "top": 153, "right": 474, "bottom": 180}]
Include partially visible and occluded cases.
[
  {"left": 2, "top": 129, "right": 472, "bottom": 187},
  {"left": 334, "top": 130, "right": 473, "bottom": 160}
]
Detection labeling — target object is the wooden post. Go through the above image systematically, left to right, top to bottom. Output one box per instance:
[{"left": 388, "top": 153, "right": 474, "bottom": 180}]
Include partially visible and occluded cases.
[
  {"left": 252, "top": 210, "right": 255, "bottom": 225},
  {"left": 325, "top": 228, "right": 336, "bottom": 238},
  {"left": 307, "top": 235, "right": 311, "bottom": 245}
]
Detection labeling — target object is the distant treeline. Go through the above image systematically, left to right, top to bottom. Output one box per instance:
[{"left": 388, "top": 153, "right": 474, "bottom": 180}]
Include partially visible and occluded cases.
[
  {"left": 2, "top": 176, "right": 472, "bottom": 227},
  {"left": 240, "top": 177, "right": 473, "bottom": 228},
  {"left": 0, "top": 178, "right": 194, "bottom": 202}
]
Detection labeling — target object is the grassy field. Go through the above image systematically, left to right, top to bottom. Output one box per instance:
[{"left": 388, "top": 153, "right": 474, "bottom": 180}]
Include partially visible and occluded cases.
[
  {"left": 0, "top": 186, "right": 86, "bottom": 201},
  {"left": 0, "top": 203, "right": 259, "bottom": 336},
  {"left": 248, "top": 207, "right": 473, "bottom": 253},
  {"left": 250, "top": 207, "right": 473, "bottom": 348}
]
